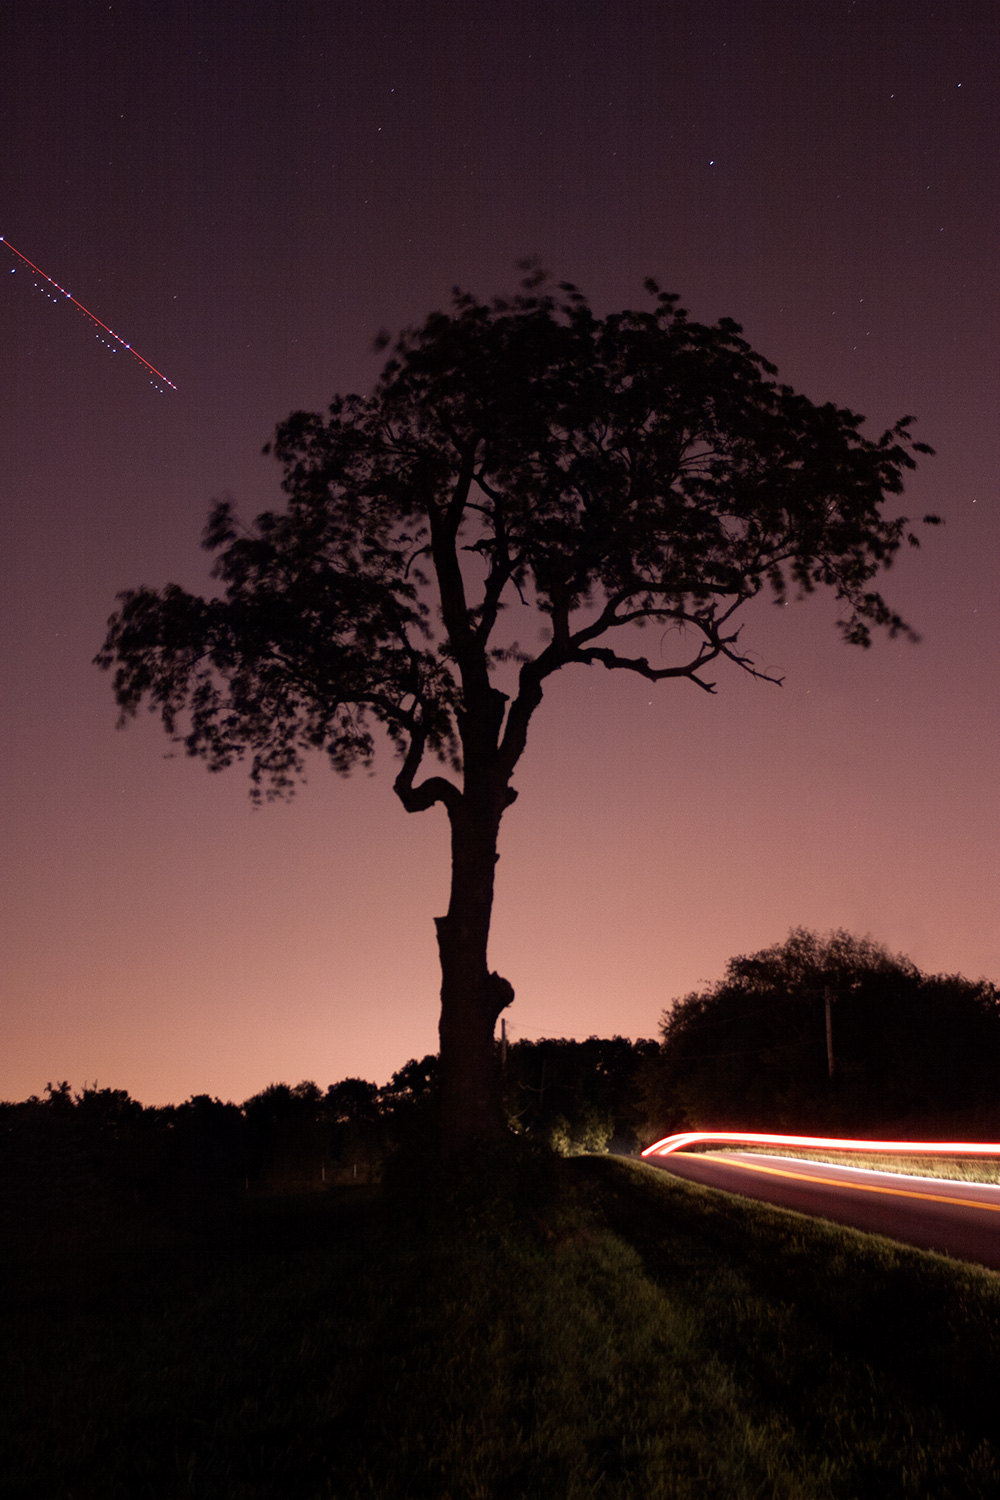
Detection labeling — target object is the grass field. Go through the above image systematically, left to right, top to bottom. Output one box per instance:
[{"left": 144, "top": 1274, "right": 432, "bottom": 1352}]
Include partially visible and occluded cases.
[{"left": 3, "top": 1152, "right": 1000, "bottom": 1498}]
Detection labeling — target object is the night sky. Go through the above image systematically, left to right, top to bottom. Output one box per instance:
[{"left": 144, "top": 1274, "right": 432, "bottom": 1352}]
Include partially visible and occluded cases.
[{"left": 2, "top": 0, "right": 997, "bottom": 1106}]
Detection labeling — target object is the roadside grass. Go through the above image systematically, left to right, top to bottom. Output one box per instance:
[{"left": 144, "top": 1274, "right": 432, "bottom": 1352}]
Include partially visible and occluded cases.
[
  {"left": 728, "top": 1147, "right": 1000, "bottom": 1184},
  {"left": 3, "top": 1153, "right": 999, "bottom": 1499},
  {"left": 587, "top": 1157, "right": 1000, "bottom": 1497}
]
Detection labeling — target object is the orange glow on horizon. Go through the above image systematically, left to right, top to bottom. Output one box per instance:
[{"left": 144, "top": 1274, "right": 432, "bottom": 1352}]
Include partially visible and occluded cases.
[{"left": 640, "top": 1131, "right": 1000, "bottom": 1159}]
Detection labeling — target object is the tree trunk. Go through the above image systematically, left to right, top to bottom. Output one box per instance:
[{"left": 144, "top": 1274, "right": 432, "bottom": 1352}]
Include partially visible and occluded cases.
[{"left": 435, "top": 794, "right": 514, "bottom": 1156}]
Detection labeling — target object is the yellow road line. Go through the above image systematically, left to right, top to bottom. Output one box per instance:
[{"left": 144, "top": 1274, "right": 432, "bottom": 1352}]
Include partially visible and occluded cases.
[{"left": 718, "top": 1155, "right": 1000, "bottom": 1215}]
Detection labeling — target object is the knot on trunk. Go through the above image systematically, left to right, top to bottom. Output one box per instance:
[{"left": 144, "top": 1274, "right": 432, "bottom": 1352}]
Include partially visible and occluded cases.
[{"left": 485, "top": 970, "right": 514, "bottom": 1021}]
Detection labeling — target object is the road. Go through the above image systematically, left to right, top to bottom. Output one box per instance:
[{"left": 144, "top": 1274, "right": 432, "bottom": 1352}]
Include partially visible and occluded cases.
[{"left": 646, "top": 1151, "right": 1000, "bottom": 1270}]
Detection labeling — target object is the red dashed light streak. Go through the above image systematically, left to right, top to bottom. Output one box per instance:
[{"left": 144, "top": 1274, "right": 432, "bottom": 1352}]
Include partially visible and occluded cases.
[
  {"left": 2, "top": 235, "right": 177, "bottom": 390},
  {"left": 641, "top": 1130, "right": 1000, "bottom": 1158}
]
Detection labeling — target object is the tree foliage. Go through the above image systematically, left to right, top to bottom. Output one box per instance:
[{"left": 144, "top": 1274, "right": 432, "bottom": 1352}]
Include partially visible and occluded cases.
[
  {"left": 98, "top": 272, "right": 936, "bottom": 802},
  {"left": 652, "top": 929, "right": 1000, "bottom": 1135}
]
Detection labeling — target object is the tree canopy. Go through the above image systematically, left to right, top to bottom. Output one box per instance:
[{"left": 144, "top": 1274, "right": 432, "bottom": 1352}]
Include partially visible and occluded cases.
[
  {"left": 96, "top": 271, "right": 938, "bottom": 1155},
  {"left": 651, "top": 928, "right": 1000, "bottom": 1135}
]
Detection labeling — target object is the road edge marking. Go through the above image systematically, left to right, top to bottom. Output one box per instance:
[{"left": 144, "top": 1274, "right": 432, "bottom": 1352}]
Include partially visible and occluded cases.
[{"left": 717, "top": 1155, "right": 1000, "bottom": 1214}]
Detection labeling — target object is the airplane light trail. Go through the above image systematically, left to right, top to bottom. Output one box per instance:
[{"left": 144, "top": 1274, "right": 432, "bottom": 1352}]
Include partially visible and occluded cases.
[{"left": 2, "top": 236, "right": 177, "bottom": 390}]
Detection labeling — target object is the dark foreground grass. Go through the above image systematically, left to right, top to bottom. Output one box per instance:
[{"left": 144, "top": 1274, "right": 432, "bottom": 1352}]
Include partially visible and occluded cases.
[{"left": 3, "top": 1155, "right": 999, "bottom": 1499}]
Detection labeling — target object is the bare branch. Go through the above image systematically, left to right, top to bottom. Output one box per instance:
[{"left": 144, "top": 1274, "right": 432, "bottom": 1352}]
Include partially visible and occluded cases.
[
  {"left": 576, "top": 644, "right": 722, "bottom": 693},
  {"left": 392, "top": 720, "right": 461, "bottom": 815}
]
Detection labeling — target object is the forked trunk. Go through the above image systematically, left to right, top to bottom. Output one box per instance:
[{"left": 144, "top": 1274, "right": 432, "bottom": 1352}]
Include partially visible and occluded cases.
[{"left": 435, "top": 796, "right": 513, "bottom": 1156}]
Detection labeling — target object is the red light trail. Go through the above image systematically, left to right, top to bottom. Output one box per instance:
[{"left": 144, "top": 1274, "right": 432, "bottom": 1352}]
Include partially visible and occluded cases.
[
  {"left": 2, "top": 235, "right": 177, "bottom": 391},
  {"left": 641, "top": 1130, "right": 1000, "bottom": 1159}
]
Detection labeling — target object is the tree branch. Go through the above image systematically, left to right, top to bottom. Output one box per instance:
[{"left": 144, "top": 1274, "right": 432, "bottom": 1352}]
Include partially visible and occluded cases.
[
  {"left": 472, "top": 492, "right": 515, "bottom": 647},
  {"left": 575, "top": 618, "right": 784, "bottom": 690},
  {"left": 576, "top": 644, "right": 722, "bottom": 692},
  {"left": 392, "top": 720, "right": 462, "bottom": 815}
]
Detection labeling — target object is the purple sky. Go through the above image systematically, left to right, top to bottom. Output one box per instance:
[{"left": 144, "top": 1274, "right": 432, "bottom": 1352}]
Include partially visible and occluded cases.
[{"left": 2, "top": 0, "right": 997, "bottom": 1105}]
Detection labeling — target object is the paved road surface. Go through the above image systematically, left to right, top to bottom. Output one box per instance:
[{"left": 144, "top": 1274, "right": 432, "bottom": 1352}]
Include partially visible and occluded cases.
[{"left": 646, "top": 1151, "right": 1000, "bottom": 1270}]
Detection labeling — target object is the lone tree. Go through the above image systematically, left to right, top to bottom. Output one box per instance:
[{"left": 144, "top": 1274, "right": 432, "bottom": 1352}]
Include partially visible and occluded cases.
[{"left": 96, "top": 272, "right": 936, "bottom": 1157}]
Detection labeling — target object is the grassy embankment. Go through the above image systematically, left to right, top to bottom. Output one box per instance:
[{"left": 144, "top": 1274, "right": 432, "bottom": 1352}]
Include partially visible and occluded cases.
[{"left": 4, "top": 1152, "right": 1000, "bottom": 1499}]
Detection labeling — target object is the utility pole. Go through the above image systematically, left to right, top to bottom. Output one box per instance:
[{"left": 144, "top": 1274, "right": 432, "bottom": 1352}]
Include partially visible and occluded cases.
[
  {"left": 824, "top": 984, "right": 835, "bottom": 1078},
  {"left": 500, "top": 1017, "right": 507, "bottom": 1073}
]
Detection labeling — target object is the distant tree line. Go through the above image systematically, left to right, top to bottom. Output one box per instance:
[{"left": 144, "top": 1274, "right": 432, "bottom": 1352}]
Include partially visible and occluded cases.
[
  {"left": 647, "top": 929, "right": 1000, "bottom": 1139},
  {"left": 502, "top": 1035, "right": 659, "bottom": 1155},
  {"left": 0, "top": 1037, "right": 656, "bottom": 1229}
]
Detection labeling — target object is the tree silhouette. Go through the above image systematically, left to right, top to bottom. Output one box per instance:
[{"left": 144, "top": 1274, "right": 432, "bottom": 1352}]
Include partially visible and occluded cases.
[
  {"left": 96, "top": 271, "right": 937, "bottom": 1157},
  {"left": 651, "top": 929, "right": 1000, "bottom": 1133},
  {"left": 503, "top": 1036, "right": 659, "bottom": 1153}
]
